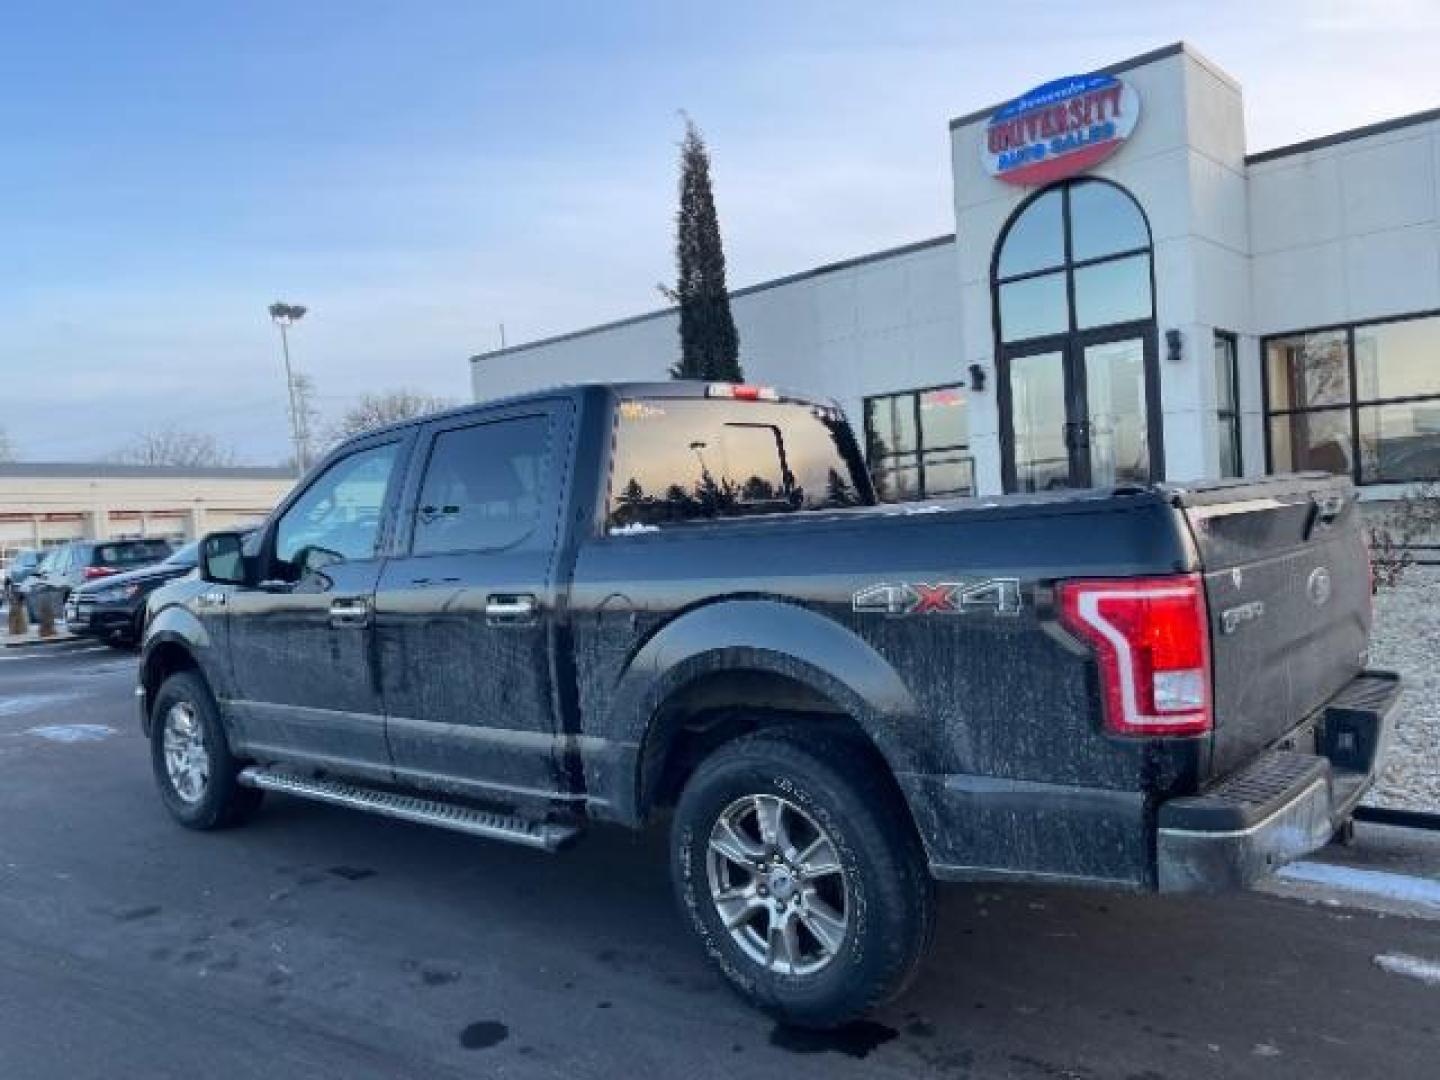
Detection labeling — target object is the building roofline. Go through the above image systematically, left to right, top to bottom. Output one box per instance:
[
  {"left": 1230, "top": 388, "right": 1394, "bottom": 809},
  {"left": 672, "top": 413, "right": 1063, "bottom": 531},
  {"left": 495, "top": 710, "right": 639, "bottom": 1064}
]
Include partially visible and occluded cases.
[
  {"left": 948, "top": 41, "right": 1187, "bottom": 131},
  {"left": 1246, "top": 105, "right": 1440, "bottom": 165},
  {"left": 470, "top": 233, "right": 955, "bottom": 363},
  {"left": 0, "top": 462, "right": 296, "bottom": 481}
]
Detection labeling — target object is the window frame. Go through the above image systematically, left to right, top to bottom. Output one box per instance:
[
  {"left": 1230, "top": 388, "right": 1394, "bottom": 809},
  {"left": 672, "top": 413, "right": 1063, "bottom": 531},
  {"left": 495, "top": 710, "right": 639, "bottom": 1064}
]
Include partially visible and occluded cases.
[
  {"left": 1261, "top": 307, "right": 1440, "bottom": 485},
  {"left": 1214, "top": 330, "right": 1242, "bottom": 478},
  {"left": 862, "top": 382, "right": 974, "bottom": 502}
]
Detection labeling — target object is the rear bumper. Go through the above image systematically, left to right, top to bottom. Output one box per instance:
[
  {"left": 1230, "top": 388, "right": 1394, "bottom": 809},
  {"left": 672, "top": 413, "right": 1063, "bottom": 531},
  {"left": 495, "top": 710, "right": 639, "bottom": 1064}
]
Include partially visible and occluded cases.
[{"left": 1156, "top": 669, "right": 1400, "bottom": 893}]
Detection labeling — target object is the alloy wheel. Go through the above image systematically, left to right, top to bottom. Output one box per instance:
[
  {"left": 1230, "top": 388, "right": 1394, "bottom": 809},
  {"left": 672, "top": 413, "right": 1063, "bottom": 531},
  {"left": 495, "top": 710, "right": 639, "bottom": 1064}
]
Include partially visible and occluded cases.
[{"left": 705, "top": 793, "right": 850, "bottom": 976}]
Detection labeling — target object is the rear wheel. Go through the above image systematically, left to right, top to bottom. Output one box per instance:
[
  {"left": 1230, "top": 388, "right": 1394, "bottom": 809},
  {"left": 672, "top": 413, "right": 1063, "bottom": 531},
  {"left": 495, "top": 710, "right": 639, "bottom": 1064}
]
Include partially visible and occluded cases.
[
  {"left": 150, "top": 671, "right": 263, "bottom": 829},
  {"left": 671, "top": 728, "right": 934, "bottom": 1028}
]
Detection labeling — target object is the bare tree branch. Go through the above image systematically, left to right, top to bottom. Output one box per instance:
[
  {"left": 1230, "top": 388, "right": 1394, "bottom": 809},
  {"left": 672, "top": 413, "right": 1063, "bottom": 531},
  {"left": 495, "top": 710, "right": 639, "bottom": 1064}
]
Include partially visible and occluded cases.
[
  {"left": 327, "top": 390, "right": 457, "bottom": 445},
  {"left": 109, "top": 426, "right": 238, "bottom": 468}
]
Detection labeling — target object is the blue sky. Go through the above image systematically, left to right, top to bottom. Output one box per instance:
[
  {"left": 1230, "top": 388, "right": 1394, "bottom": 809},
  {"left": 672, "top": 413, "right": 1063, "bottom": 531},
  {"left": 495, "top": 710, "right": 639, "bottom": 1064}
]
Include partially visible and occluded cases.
[{"left": 4, "top": 0, "right": 1438, "bottom": 463}]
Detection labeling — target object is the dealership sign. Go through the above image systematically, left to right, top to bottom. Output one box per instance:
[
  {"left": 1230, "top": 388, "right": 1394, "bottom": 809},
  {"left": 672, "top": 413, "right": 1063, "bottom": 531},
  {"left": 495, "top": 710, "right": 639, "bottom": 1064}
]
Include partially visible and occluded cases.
[{"left": 983, "top": 73, "right": 1140, "bottom": 186}]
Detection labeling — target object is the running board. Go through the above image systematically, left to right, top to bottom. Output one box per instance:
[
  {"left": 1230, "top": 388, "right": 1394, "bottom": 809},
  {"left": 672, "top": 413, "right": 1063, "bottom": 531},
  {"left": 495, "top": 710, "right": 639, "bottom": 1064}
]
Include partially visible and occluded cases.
[{"left": 238, "top": 768, "right": 581, "bottom": 852}]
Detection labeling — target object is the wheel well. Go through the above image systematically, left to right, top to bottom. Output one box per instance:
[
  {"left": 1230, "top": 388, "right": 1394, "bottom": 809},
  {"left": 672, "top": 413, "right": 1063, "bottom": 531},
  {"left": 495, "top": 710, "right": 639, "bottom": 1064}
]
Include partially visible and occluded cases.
[
  {"left": 140, "top": 642, "right": 200, "bottom": 733},
  {"left": 640, "top": 670, "right": 898, "bottom": 818}
]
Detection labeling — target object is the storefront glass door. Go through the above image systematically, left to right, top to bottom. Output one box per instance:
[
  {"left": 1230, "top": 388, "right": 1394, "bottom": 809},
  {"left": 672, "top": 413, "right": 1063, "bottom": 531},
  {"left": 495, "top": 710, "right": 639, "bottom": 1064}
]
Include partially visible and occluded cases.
[{"left": 1003, "top": 329, "right": 1155, "bottom": 491}]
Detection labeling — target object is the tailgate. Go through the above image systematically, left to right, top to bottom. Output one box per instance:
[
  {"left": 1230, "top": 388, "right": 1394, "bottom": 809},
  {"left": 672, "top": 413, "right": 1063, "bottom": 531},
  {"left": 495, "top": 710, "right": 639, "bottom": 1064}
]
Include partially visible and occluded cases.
[{"left": 1174, "top": 475, "right": 1371, "bottom": 778}]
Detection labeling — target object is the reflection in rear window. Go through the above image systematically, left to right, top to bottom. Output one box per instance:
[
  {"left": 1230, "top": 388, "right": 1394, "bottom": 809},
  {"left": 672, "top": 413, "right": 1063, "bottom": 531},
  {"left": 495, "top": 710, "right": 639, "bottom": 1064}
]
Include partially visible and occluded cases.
[
  {"left": 607, "top": 398, "right": 872, "bottom": 529},
  {"left": 95, "top": 540, "right": 172, "bottom": 566}
]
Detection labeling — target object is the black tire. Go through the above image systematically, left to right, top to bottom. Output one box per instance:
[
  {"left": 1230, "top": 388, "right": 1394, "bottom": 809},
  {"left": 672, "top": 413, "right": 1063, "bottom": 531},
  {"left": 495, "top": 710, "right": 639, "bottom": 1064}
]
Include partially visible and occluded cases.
[
  {"left": 150, "top": 670, "right": 263, "bottom": 829},
  {"left": 671, "top": 727, "right": 935, "bottom": 1028}
]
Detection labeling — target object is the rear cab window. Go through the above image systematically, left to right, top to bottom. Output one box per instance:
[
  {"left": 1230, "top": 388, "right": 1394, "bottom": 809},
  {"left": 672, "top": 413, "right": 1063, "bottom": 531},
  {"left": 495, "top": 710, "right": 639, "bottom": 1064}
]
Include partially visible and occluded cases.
[
  {"left": 607, "top": 396, "right": 872, "bottom": 531},
  {"left": 94, "top": 540, "right": 172, "bottom": 567}
]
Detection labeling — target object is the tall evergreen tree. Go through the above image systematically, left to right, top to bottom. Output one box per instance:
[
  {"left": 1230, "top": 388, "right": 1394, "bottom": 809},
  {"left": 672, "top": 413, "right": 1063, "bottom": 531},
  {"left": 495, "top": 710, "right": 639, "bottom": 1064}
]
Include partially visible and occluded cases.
[{"left": 665, "top": 117, "right": 742, "bottom": 381}]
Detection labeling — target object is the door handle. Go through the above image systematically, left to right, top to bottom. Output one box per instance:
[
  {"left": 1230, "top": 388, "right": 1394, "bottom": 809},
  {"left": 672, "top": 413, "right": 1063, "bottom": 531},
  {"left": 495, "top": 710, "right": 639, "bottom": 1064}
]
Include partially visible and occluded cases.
[
  {"left": 485, "top": 594, "right": 537, "bottom": 625},
  {"left": 329, "top": 596, "right": 371, "bottom": 628}
]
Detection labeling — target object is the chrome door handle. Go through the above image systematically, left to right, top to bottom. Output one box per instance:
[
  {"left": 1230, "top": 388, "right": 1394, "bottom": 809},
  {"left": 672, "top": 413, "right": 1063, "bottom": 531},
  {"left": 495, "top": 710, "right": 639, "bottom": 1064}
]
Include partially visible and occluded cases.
[
  {"left": 485, "top": 594, "right": 537, "bottom": 624},
  {"left": 329, "top": 596, "right": 371, "bottom": 628}
]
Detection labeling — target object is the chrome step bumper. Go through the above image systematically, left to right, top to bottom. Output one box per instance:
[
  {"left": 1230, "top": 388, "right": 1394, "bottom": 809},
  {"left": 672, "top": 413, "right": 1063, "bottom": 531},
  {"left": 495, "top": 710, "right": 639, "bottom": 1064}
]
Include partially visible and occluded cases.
[
  {"left": 1156, "top": 669, "right": 1400, "bottom": 893},
  {"left": 238, "top": 768, "right": 581, "bottom": 852}
]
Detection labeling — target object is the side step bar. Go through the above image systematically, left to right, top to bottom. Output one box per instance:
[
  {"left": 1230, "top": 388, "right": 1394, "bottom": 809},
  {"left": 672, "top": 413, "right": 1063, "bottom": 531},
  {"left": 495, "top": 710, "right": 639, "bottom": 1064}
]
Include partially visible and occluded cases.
[{"left": 238, "top": 768, "right": 581, "bottom": 852}]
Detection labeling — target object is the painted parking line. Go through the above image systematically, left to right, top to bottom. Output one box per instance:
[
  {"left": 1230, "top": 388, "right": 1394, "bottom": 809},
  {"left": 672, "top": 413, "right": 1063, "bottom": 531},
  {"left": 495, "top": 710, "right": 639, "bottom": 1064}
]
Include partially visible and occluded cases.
[{"left": 1276, "top": 861, "right": 1440, "bottom": 914}]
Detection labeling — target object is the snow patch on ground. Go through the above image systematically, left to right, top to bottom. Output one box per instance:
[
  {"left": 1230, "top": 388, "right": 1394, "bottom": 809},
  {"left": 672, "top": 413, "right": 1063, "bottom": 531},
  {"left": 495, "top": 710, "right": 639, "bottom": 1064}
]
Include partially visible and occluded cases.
[
  {"left": 1366, "top": 567, "right": 1440, "bottom": 813},
  {"left": 0, "top": 691, "right": 84, "bottom": 717},
  {"left": 22, "top": 723, "right": 117, "bottom": 743},
  {"left": 1276, "top": 861, "right": 1440, "bottom": 913},
  {"left": 1374, "top": 952, "right": 1440, "bottom": 987}
]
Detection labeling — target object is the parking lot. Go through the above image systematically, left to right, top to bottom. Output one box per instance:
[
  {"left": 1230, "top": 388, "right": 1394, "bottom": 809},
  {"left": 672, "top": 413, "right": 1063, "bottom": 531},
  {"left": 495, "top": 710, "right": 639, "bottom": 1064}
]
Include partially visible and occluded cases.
[{"left": 0, "top": 637, "right": 1437, "bottom": 1079}]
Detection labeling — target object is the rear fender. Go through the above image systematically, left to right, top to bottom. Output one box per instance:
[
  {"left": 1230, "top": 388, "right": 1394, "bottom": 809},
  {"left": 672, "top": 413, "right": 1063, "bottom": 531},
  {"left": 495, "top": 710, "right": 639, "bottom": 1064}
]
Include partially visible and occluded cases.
[{"left": 592, "top": 598, "right": 927, "bottom": 823}]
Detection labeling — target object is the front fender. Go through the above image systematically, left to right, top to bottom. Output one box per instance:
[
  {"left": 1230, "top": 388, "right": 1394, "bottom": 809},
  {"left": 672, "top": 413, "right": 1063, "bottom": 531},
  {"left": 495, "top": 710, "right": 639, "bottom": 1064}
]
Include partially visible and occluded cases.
[
  {"left": 594, "top": 598, "right": 928, "bottom": 822},
  {"left": 138, "top": 601, "right": 226, "bottom": 735}
]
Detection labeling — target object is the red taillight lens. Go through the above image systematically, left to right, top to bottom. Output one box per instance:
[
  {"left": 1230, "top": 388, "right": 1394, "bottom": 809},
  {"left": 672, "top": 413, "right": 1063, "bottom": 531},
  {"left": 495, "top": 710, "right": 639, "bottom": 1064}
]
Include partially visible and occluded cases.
[
  {"left": 83, "top": 566, "right": 119, "bottom": 580},
  {"left": 1057, "top": 573, "right": 1212, "bottom": 737}
]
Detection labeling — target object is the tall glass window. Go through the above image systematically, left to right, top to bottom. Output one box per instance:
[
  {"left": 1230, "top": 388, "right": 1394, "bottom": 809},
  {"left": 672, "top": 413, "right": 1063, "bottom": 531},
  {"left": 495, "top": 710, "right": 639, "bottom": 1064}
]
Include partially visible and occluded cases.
[
  {"left": 994, "top": 179, "right": 1153, "bottom": 344},
  {"left": 1266, "top": 313, "right": 1440, "bottom": 483},
  {"left": 1214, "top": 332, "right": 1242, "bottom": 478},
  {"left": 863, "top": 386, "right": 972, "bottom": 501}
]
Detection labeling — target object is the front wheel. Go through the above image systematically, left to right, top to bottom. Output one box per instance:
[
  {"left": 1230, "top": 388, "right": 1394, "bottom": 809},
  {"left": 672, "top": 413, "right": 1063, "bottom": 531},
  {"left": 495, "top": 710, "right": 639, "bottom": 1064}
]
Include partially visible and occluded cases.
[
  {"left": 150, "top": 671, "right": 263, "bottom": 829},
  {"left": 671, "top": 728, "right": 935, "bottom": 1028}
]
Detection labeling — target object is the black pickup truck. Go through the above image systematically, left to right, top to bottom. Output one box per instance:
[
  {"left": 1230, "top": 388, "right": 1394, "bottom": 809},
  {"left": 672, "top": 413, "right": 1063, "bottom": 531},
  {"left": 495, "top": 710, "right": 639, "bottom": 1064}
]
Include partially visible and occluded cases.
[{"left": 139, "top": 381, "right": 1397, "bottom": 1027}]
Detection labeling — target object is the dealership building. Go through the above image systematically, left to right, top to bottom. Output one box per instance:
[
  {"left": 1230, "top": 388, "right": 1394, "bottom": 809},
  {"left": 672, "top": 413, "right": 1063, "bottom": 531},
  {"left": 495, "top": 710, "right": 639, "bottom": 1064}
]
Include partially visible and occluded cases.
[{"left": 471, "top": 42, "right": 1440, "bottom": 501}]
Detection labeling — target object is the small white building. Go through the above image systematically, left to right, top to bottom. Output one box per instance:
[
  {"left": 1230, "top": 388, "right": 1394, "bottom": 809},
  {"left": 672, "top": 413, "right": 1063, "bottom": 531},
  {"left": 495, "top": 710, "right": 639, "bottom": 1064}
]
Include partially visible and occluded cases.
[
  {"left": 471, "top": 42, "right": 1440, "bottom": 501},
  {"left": 0, "top": 462, "right": 295, "bottom": 557}
]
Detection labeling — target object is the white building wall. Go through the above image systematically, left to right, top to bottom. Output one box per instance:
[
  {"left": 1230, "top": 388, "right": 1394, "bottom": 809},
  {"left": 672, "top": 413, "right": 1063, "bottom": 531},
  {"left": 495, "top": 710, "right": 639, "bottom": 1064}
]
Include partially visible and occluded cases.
[
  {"left": 1248, "top": 117, "right": 1440, "bottom": 334},
  {"left": 470, "top": 239, "right": 963, "bottom": 435},
  {"left": 0, "top": 469, "right": 294, "bottom": 554}
]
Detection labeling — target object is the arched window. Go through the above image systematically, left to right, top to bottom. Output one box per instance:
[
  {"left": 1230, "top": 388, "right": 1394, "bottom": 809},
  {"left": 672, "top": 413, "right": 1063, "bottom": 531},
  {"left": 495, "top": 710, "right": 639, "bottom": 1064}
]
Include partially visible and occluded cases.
[{"left": 993, "top": 179, "right": 1153, "bottom": 344}]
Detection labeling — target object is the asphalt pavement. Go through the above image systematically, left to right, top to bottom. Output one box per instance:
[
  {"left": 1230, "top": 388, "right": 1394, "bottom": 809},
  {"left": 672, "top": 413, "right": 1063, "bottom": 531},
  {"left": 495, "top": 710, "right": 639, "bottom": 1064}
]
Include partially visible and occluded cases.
[{"left": 1, "top": 640, "right": 1438, "bottom": 1079}]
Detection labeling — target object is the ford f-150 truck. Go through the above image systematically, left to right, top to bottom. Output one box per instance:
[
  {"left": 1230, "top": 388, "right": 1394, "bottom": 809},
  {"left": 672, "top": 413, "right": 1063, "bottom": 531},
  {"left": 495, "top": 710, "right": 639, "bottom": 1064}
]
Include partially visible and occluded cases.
[{"left": 139, "top": 380, "right": 1397, "bottom": 1027}]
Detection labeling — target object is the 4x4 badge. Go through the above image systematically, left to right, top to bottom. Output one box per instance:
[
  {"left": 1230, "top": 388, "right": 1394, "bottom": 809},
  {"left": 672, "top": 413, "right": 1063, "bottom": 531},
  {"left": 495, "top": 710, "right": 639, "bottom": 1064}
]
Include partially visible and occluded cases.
[{"left": 853, "top": 578, "right": 1022, "bottom": 617}]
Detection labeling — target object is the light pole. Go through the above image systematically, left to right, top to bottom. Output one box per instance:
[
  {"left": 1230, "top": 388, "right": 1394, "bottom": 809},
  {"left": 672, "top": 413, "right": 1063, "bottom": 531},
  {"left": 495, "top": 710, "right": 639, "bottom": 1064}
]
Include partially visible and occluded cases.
[{"left": 268, "top": 301, "right": 309, "bottom": 474}]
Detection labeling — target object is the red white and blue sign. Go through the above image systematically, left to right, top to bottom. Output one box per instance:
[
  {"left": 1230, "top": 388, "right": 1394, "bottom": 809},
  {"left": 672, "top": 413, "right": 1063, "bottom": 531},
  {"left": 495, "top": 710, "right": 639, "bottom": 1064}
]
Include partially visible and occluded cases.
[{"left": 983, "top": 73, "right": 1140, "bottom": 186}]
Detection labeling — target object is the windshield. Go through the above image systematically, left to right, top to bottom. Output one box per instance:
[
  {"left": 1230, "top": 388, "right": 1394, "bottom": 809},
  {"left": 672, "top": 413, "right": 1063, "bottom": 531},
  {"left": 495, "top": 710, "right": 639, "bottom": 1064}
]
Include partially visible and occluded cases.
[{"left": 164, "top": 542, "right": 200, "bottom": 567}]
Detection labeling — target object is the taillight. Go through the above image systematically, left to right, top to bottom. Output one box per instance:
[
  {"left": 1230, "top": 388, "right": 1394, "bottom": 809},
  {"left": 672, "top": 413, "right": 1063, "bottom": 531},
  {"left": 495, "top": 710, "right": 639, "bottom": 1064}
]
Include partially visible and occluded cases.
[
  {"left": 83, "top": 566, "right": 119, "bottom": 580},
  {"left": 1057, "top": 573, "right": 1212, "bottom": 737}
]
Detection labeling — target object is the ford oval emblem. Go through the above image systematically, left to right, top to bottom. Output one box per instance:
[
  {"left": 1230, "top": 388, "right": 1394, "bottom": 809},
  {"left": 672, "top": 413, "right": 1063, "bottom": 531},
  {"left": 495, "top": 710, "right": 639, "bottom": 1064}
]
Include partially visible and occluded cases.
[{"left": 1307, "top": 566, "right": 1332, "bottom": 607}]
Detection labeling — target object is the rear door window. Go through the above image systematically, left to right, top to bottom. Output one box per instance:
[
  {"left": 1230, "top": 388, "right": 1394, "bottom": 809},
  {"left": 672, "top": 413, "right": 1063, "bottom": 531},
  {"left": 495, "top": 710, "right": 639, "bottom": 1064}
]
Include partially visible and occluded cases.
[
  {"left": 607, "top": 398, "right": 871, "bottom": 529},
  {"left": 409, "top": 414, "right": 553, "bottom": 555},
  {"left": 95, "top": 540, "right": 172, "bottom": 567}
]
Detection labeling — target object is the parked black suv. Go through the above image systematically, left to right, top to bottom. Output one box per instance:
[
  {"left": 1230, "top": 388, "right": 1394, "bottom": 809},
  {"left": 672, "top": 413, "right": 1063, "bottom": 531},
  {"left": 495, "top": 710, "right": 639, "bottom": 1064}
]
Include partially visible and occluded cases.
[
  {"left": 139, "top": 381, "right": 1397, "bottom": 1027},
  {"left": 25, "top": 538, "right": 173, "bottom": 621},
  {"left": 66, "top": 540, "right": 205, "bottom": 647}
]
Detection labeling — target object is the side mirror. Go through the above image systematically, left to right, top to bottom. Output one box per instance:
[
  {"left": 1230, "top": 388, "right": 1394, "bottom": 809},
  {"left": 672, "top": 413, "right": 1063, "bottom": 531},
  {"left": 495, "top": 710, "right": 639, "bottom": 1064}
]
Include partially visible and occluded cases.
[{"left": 199, "top": 532, "right": 248, "bottom": 586}]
